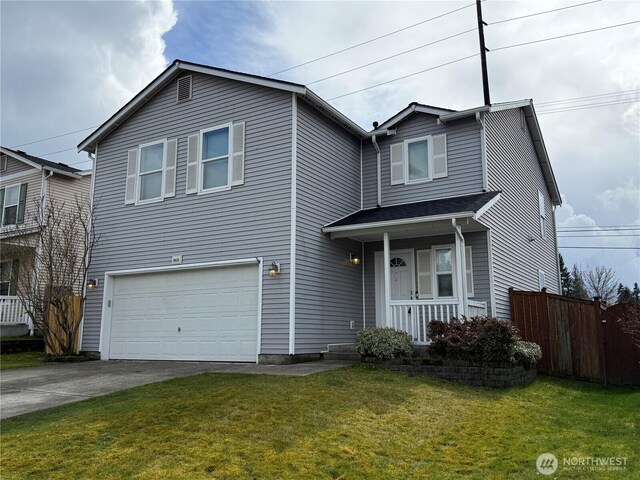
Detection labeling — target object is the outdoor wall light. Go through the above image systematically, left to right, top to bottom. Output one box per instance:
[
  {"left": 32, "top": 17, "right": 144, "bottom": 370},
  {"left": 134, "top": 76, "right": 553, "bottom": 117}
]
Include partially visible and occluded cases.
[
  {"left": 349, "top": 253, "right": 361, "bottom": 265},
  {"left": 268, "top": 262, "right": 281, "bottom": 277},
  {"left": 87, "top": 278, "right": 98, "bottom": 290}
]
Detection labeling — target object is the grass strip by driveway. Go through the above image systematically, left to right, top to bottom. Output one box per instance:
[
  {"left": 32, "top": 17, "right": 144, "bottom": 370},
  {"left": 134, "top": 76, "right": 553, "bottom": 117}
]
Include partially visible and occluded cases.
[
  {"left": 0, "top": 352, "right": 45, "bottom": 371},
  {"left": 1, "top": 365, "right": 638, "bottom": 479}
]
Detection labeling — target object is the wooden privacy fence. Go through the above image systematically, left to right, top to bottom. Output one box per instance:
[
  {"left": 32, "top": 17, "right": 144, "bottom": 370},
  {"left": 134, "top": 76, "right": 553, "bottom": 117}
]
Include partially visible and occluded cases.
[
  {"left": 510, "top": 288, "right": 640, "bottom": 386},
  {"left": 46, "top": 296, "right": 82, "bottom": 354}
]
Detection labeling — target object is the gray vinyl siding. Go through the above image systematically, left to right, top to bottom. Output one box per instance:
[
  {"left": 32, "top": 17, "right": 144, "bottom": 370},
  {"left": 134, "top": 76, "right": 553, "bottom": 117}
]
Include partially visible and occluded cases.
[
  {"left": 82, "top": 73, "right": 293, "bottom": 354},
  {"left": 294, "top": 99, "right": 362, "bottom": 353},
  {"left": 482, "top": 108, "right": 560, "bottom": 320},
  {"left": 362, "top": 114, "right": 483, "bottom": 208},
  {"left": 2, "top": 156, "right": 34, "bottom": 176},
  {"left": 363, "top": 232, "right": 491, "bottom": 325}
]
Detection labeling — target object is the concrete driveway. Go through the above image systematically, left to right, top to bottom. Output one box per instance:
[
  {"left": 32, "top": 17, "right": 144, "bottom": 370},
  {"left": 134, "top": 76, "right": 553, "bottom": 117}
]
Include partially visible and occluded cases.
[{"left": 0, "top": 360, "right": 352, "bottom": 419}]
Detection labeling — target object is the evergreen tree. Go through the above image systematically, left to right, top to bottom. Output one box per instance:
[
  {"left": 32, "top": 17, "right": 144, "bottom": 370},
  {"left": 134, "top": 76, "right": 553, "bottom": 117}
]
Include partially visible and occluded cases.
[
  {"left": 559, "top": 254, "right": 572, "bottom": 296},
  {"left": 571, "top": 264, "right": 589, "bottom": 299},
  {"left": 617, "top": 283, "right": 634, "bottom": 304},
  {"left": 633, "top": 283, "right": 640, "bottom": 304}
]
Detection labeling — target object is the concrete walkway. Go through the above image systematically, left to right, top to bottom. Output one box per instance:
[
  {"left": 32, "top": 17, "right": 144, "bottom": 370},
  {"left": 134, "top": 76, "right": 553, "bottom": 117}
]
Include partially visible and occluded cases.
[{"left": 0, "top": 360, "right": 352, "bottom": 419}]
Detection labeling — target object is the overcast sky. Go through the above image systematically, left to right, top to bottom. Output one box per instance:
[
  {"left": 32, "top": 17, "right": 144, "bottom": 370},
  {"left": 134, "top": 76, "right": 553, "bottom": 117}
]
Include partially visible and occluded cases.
[{"left": 1, "top": 0, "right": 638, "bottom": 287}]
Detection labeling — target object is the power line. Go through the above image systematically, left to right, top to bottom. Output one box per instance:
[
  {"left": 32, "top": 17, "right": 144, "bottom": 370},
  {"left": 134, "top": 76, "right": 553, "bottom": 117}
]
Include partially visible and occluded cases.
[
  {"left": 488, "top": 0, "right": 602, "bottom": 26},
  {"left": 269, "top": 2, "right": 477, "bottom": 76},
  {"left": 491, "top": 20, "right": 640, "bottom": 53},
  {"left": 307, "top": 28, "right": 477, "bottom": 86},
  {"left": 328, "top": 53, "right": 479, "bottom": 101},
  {"left": 537, "top": 89, "right": 640, "bottom": 106},
  {"left": 537, "top": 98, "right": 640, "bottom": 115},
  {"left": 12, "top": 126, "right": 100, "bottom": 148},
  {"left": 558, "top": 225, "right": 640, "bottom": 229},
  {"left": 558, "top": 234, "right": 640, "bottom": 238},
  {"left": 559, "top": 246, "right": 640, "bottom": 250}
]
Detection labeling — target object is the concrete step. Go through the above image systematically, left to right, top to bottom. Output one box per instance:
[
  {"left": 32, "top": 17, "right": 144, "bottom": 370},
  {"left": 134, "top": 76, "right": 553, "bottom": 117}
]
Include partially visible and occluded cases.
[{"left": 322, "top": 352, "right": 361, "bottom": 362}]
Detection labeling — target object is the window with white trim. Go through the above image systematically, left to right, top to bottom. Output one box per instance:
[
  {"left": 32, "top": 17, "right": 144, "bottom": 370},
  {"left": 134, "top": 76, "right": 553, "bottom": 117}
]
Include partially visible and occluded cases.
[
  {"left": 200, "top": 125, "right": 230, "bottom": 192},
  {"left": 390, "top": 133, "right": 447, "bottom": 185},
  {"left": 125, "top": 138, "right": 177, "bottom": 205},
  {"left": 0, "top": 184, "right": 27, "bottom": 226},
  {"left": 538, "top": 191, "right": 546, "bottom": 238},
  {"left": 417, "top": 245, "right": 475, "bottom": 299},
  {"left": 0, "top": 260, "right": 17, "bottom": 296}
]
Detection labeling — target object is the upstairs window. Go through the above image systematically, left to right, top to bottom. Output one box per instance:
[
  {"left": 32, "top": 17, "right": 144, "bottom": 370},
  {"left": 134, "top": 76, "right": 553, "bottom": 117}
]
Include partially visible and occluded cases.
[
  {"left": 201, "top": 125, "right": 230, "bottom": 192},
  {"left": 390, "top": 133, "right": 447, "bottom": 185},
  {"left": 124, "top": 139, "right": 177, "bottom": 205},
  {"left": 0, "top": 184, "right": 27, "bottom": 226},
  {"left": 538, "top": 191, "right": 546, "bottom": 238}
]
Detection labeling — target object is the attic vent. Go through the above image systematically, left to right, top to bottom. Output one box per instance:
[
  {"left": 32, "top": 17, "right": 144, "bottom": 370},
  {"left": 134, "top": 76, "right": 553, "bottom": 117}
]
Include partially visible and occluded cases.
[{"left": 176, "top": 75, "right": 192, "bottom": 103}]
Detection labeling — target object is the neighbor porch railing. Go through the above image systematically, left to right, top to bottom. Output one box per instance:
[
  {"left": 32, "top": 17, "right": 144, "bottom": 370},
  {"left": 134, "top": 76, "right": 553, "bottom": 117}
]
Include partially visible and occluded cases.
[
  {"left": 0, "top": 296, "right": 33, "bottom": 334},
  {"left": 389, "top": 299, "right": 488, "bottom": 344}
]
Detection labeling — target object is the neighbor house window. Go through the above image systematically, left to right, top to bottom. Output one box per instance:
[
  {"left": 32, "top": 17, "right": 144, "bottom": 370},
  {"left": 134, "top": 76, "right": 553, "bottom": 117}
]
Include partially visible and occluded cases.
[
  {"left": 200, "top": 124, "right": 230, "bottom": 192},
  {"left": 390, "top": 133, "right": 447, "bottom": 185},
  {"left": 138, "top": 140, "right": 166, "bottom": 202},
  {"left": 2, "top": 184, "right": 20, "bottom": 226},
  {"left": 0, "top": 260, "right": 17, "bottom": 296}
]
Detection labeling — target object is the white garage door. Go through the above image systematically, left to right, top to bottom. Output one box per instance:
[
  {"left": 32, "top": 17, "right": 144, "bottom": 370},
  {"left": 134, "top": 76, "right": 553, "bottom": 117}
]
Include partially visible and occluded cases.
[{"left": 108, "top": 264, "right": 259, "bottom": 362}]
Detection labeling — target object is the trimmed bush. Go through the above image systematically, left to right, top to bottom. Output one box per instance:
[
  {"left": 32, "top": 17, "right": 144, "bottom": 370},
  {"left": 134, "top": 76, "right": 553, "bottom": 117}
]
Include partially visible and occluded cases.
[
  {"left": 428, "top": 316, "right": 520, "bottom": 363},
  {"left": 355, "top": 328, "right": 414, "bottom": 360},
  {"left": 510, "top": 340, "right": 542, "bottom": 369}
]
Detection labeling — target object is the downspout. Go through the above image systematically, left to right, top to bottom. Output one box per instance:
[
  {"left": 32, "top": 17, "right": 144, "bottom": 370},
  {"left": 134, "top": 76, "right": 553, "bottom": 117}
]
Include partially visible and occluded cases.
[
  {"left": 476, "top": 111, "right": 488, "bottom": 191},
  {"left": 372, "top": 135, "right": 381, "bottom": 207},
  {"left": 552, "top": 206, "right": 562, "bottom": 294},
  {"left": 452, "top": 219, "right": 468, "bottom": 317}
]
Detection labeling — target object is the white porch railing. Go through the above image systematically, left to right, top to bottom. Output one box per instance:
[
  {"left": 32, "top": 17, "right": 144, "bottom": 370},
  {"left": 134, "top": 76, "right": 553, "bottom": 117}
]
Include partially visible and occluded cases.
[
  {"left": 0, "top": 296, "right": 33, "bottom": 334},
  {"left": 389, "top": 299, "right": 488, "bottom": 344}
]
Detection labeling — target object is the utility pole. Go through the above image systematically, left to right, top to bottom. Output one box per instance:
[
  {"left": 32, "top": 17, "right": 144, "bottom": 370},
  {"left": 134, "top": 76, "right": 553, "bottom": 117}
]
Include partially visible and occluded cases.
[{"left": 476, "top": 0, "right": 491, "bottom": 105}]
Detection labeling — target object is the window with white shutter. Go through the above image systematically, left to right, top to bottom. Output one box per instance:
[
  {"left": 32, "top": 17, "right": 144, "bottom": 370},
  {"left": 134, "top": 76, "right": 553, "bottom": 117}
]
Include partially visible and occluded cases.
[
  {"left": 196, "top": 121, "right": 246, "bottom": 194},
  {"left": 231, "top": 122, "right": 245, "bottom": 186},
  {"left": 391, "top": 133, "right": 447, "bottom": 185},
  {"left": 186, "top": 134, "right": 199, "bottom": 194},
  {"left": 164, "top": 139, "right": 177, "bottom": 198},
  {"left": 137, "top": 140, "right": 165, "bottom": 203},
  {"left": 125, "top": 148, "right": 138, "bottom": 204},
  {"left": 465, "top": 246, "right": 474, "bottom": 297},
  {"left": 416, "top": 249, "right": 433, "bottom": 299}
]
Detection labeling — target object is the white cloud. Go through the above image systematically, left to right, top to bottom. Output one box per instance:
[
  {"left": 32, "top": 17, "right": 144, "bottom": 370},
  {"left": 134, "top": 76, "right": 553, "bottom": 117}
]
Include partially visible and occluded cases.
[{"left": 0, "top": 0, "right": 177, "bottom": 169}]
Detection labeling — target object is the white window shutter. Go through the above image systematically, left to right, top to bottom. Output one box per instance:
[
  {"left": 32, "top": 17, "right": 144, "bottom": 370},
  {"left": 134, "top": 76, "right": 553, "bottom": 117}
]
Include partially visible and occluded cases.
[
  {"left": 231, "top": 121, "right": 245, "bottom": 186},
  {"left": 186, "top": 133, "right": 199, "bottom": 194},
  {"left": 431, "top": 134, "right": 447, "bottom": 178},
  {"left": 164, "top": 139, "right": 177, "bottom": 198},
  {"left": 390, "top": 142, "right": 404, "bottom": 185},
  {"left": 125, "top": 148, "right": 138, "bottom": 204},
  {"left": 538, "top": 191, "right": 545, "bottom": 218},
  {"left": 465, "top": 246, "right": 474, "bottom": 297},
  {"left": 417, "top": 249, "right": 433, "bottom": 299}
]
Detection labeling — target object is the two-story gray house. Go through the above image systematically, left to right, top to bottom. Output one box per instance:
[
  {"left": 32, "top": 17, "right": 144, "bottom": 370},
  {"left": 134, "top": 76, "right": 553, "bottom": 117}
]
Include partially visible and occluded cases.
[{"left": 77, "top": 60, "right": 561, "bottom": 364}]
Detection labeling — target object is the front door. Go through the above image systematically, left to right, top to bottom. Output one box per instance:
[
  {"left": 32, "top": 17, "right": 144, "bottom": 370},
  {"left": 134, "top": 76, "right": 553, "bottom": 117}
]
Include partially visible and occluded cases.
[{"left": 374, "top": 249, "right": 415, "bottom": 327}]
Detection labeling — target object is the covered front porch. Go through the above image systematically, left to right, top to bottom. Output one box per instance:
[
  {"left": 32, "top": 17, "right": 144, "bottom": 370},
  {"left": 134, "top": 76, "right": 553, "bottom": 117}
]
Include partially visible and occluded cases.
[
  {"left": 323, "top": 192, "right": 499, "bottom": 345},
  {"left": 0, "top": 241, "right": 35, "bottom": 333}
]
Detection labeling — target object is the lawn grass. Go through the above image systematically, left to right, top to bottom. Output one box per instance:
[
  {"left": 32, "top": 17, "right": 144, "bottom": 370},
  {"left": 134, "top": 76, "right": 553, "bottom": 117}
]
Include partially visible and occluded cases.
[
  {"left": 0, "top": 351, "right": 45, "bottom": 371},
  {"left": 1, "top": 366, "right": 638, "bottom": 479}
]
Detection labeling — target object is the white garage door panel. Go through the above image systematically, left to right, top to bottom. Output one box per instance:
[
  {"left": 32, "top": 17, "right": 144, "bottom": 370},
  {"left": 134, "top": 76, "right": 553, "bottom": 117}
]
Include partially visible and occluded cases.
[{"left": 109, "top": 264, "right": 259, "bottom": 362}]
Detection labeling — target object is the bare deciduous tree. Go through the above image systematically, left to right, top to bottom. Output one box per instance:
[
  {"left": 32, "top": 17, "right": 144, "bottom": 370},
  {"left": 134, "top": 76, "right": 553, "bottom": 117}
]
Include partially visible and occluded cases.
[
  {"left": 12, "top": 195, "right": 99, "bottom": 355},
  {"left": 584, "top": 265, "right": 618, "bottom": 303}
]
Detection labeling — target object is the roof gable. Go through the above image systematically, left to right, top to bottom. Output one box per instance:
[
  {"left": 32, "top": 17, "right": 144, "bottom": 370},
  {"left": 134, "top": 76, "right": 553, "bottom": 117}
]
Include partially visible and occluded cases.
[{"left": 0, "top": 146, "right": 81, "bottom": 178}]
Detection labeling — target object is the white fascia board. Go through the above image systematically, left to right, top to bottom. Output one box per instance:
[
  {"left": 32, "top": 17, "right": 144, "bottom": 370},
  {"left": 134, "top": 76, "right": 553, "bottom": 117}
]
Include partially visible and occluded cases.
[
  {"left": 178, "top": 62, "right": 306, "bottom": 94},
  {"left": 78, "top": 65, "right": 181, "bottom": 153},
  {"left": 303, "top": 89, "right": 368, "bottom": 138},
  {"left": 376, "top": 104, "right": 452, "bottom": 132},
  {"left": 438, "top": 105, "right": 491, "bottom": 124},
  {"left": 0, "top": 148, "right": 42, "bottom": 171},
  {"left": 473, "top": 193, "right": 501, "bottom": 220},
  {"left": 322, "top": 211, "right": 475, "bottom": 235}
]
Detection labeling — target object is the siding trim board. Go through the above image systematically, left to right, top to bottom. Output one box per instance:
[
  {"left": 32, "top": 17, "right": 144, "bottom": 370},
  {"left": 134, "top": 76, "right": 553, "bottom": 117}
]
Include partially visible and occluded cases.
[{"left": 289, "top": 93, "right": 297, "bottom": 355}]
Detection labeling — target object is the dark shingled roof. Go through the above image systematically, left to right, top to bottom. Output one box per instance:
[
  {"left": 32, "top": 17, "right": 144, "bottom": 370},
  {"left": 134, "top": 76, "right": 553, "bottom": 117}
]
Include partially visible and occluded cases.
[
  {"left": 1, "top": 146, "right": 81, "bottom": 174},
  {"left": 324, "top": 191, "right": 501, "bottom": 229}
]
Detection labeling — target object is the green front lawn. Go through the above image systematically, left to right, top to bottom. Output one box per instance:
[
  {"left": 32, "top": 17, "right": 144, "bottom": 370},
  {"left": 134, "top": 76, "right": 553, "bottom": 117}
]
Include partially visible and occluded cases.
[
  {"left": 0, "top": 351, "right": 45, "bottom": 371},
  {"left": 1, "top": 366, "right": 637, "bottom": 479}
]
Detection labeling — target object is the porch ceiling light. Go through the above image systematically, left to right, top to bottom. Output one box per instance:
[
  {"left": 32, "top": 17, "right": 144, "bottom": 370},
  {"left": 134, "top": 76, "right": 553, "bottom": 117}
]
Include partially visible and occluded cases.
[
  {"left": 349, "top": 253, "right": 361, "bottom": 265},
  {"left": 268, "top": 262, "right": 281, "bottom": 277},
  {"left": 87, "top": 278, "right": 98, "bottom": 290}
]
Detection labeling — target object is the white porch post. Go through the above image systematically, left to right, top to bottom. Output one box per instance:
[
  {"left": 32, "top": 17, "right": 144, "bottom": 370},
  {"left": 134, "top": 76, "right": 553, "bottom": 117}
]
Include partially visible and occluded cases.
[
  {"left": 452, "top": 219, "right": 468, "bottom": 318},
  {"left": 383, "top": 232, "right": 392, "bottom": 327}
]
